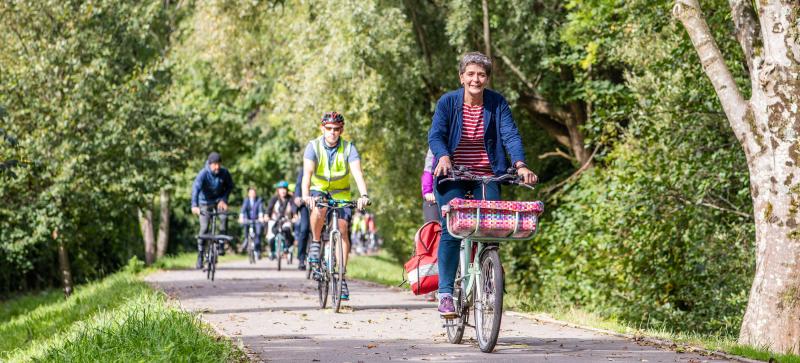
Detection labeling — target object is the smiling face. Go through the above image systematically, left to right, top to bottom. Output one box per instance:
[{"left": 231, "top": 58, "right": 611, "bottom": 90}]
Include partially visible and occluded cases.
[
  {"left": 459, "top": 63, "right": 488, "bottom": 99},
  {"left": 320, "top": 122, "right": 344, "bottom": 146}
]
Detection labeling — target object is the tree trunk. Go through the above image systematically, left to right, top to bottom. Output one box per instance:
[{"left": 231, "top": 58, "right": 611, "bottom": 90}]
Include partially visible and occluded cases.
[
  {"left": 675, "top": 0, "right": 800, "bottom": 352},
  {"left": 156, "top": 189, "right": 170, "bottom": 259},
  {"left": 138, "top": 206, "right": 155, "bottom": 266},
  {"left": 56, "top": 236, "right": 73, "bottom": 298}
]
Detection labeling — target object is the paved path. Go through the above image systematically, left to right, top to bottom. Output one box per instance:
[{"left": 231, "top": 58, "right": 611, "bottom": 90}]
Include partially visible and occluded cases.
[{"left": 147, "top": 259, "right": 732, "bottom": 363}]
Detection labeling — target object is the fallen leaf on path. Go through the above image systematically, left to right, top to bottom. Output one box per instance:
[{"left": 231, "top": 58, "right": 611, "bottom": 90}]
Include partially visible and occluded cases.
[{"left": 366, "top": 344, "right": 377, "bottom": 349}]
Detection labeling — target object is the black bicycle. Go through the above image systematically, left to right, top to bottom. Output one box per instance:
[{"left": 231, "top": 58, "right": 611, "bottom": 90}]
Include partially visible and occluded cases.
[
  {"left": 313, "top": 197, "right": 360, "bottom": 313},
  {"left": 197, "top": 210, "right": 234, "bottom": 281},
  {"left": 240, "top": 219, "right": 261, "bottom": 264}
]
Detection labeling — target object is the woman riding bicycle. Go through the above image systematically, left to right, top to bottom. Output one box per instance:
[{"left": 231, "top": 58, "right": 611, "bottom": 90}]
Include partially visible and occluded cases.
[
  {"left": 428, "top": 52, "right": 537, "bottom": 317},
  {"left": 266, "top": 181, "right": 295, "bottom": 260}
]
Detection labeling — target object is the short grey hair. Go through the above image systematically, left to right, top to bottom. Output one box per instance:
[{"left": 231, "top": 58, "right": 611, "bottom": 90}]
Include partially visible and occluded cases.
[{"left": 459, "top": 52, "right": 492, "bottom": 77}]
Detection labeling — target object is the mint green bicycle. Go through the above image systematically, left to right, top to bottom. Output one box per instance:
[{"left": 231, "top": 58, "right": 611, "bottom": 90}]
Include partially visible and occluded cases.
[{"left": 439, "top": 166, "right": 542, "bottom": 353}]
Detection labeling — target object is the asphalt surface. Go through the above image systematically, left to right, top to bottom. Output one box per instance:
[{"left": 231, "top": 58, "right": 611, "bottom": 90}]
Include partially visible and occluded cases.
[{"left": 146, "top": 258, "right": 731, "bottom": 363}]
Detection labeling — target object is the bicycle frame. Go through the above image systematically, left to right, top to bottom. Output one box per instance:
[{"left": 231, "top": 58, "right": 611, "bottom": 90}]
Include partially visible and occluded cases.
[
  {"left": 324, "top": 208, "right": 342, "bottom": 273},
  {"left": 456, "top": 238, "right": 488, "bottom": 308}
]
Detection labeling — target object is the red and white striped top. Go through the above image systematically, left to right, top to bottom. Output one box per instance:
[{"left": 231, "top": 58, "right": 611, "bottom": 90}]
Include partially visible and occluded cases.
[{"left": 453, "top": 103, "right": 493, "bottom": 176}]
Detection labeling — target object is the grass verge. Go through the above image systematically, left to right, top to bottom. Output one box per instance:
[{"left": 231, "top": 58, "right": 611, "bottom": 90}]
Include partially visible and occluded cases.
[
  {"left": 347, "top": 250, "right": 405, "bottom": 287},
  {"left": 348, "top": 252, "right": 795, "bottom": 363},
  {"left": 1, "top": 254, "right": 246, "bottom": 363},
  {"left": 503, "top": 296, "right": 799, "bottom": 363}
]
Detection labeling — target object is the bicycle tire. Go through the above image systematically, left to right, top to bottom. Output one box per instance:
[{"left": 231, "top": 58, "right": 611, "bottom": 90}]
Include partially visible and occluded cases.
[
  {"left": 332, "top": 231, "right": 345, "bottom": 313},
  {"left": 247, "top": 234, "right": 256, "bottom": 264},
  {"left": 277, "top": 235, "right": 283, "bottom": 271},
  {"left": 210, "top": 242, "right": 218, "bottom": 282},
  {"left": 474, "top": 249, "right": 503, "bottom": 353},
  {"left": 446, "top": 269, "right": 467, "bottom": 344}
]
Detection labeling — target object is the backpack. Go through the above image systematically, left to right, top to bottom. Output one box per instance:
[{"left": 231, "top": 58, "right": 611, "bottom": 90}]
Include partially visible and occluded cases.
[{"left": 404, "top": 220, "right": 441, "bottom": 295}]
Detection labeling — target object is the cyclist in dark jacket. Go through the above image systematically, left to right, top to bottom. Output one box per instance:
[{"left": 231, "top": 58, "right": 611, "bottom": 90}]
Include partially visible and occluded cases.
[{"left": 191, "top": 152, "right": 235, "bottom": 269}]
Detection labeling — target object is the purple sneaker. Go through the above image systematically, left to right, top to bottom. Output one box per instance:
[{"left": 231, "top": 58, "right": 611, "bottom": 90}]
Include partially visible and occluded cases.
[{"left": 438, "top": 295, "right": 457, "bottom": 317}]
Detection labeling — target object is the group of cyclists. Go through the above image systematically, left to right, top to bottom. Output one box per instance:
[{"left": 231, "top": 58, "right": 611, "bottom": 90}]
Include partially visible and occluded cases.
[
  {"left": 189, "top": 50, "right": 538, "bottom": 323},
  {"left": 190, "top": 111, "right": 370, "bottom": 301}
]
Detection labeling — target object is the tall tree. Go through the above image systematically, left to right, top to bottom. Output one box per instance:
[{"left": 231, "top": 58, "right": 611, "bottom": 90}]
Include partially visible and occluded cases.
[{"left": 675, "top": 0, "right": 800, "bottom": 352}]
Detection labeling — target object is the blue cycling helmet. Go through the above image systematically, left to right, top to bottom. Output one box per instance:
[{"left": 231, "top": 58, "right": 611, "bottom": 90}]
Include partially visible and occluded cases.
[{"left": 274, "top": 181, "right": 289, "bottom": 189}]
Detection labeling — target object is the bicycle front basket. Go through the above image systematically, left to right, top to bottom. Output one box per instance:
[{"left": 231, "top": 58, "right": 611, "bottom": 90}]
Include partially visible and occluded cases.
[{"left": 443, "top": 198, "right": 544, "bottom": 240}]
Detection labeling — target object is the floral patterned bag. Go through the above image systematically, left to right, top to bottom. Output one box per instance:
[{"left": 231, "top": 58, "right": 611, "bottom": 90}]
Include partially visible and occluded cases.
[{"left": 443, "top": 198, "right": 544, "bottom": 240}]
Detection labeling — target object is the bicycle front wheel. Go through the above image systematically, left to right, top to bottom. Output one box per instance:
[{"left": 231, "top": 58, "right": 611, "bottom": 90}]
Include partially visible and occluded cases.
[
  {"left": 331, "top": 232, "right": 345, "bottom": 313},
  {"left": 247, "top": 236, "right": 256, "bottom": 264},
  {"left": 205, "top": 242, "right": 212, "bottom": 280},
  {"left": 210, "top": 242, "right": 218, "bottom": 282},
  {"left": 474, "top": 249, "right": 503, "bottom": 353}
]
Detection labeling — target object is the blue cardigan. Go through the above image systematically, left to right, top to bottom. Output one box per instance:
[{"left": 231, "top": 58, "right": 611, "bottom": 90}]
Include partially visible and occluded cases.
[{"left": 427, "top": 88, "right": 526, "bottom": 175}]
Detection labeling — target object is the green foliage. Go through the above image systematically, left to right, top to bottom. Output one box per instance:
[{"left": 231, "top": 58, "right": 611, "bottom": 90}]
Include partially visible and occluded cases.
[
  {"left": 0, "top": 0, "right": 188, "bottom": 293},
  {"left": 504, "top": 0, "right": 754, "bottom": 335}
]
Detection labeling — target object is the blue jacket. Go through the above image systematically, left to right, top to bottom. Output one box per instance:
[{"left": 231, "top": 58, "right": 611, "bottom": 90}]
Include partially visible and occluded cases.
[
  {"left": 427, "top": 88, "right": 526, "bottom": 176},
  {"left": 191, "top": 164, "right": 234, "bottom": 207},
  {"left": 239, "top": 197, "right": 264, "bottom": 220}
]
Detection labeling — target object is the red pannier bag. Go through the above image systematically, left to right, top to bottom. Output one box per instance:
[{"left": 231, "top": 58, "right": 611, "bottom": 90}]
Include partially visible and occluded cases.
[{"left": 404, "top": 220, "right": 441, "bottom": 295}]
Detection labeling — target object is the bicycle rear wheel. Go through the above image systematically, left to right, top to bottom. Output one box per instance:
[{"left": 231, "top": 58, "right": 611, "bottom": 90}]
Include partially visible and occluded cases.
[
  {"left": 331, "top": 232, "right": 345, "bottom": 313},
  {"left": 474, "top": 249, "right": 503, "bottom": 353},
  {"left": 317, "top": 265, "right": 329, "bottom": 309},
  {"left": 445, "top": 269, "right": 467, "bottom": 344}
]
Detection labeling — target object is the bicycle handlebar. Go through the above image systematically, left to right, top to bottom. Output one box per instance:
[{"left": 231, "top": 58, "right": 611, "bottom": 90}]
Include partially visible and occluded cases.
[
  {"left": 438, "top": 165, "right": 536, "bottom": 191},
  {"left": 315, "top": 198, "right": 358, "bottom": 209},
  {"left": 199, "top": 210, "right": 236, "bottom": 216}
]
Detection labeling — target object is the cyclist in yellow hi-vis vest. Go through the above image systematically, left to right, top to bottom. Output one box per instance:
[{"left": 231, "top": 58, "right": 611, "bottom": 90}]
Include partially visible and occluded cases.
[{"left": 302, "top": 112, "right": 370, "bottom": 301}]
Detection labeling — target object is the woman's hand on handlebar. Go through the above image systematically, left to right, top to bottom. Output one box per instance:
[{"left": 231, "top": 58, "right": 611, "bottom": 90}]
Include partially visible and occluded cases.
[
  {"left": 434, "top": 155, "right": 452, "bottom": 177},
  {"left": 517, "top": 166, "right": 538, "bottom": 185},
  {"left": 357, "top": 195, "right": 370, "bottom": 211},
  {"left": 217, "top": 200, "right": 228, "bottom": 211},
  {"left": 191, "top": 207, "right": 200, "bottom": 215}
]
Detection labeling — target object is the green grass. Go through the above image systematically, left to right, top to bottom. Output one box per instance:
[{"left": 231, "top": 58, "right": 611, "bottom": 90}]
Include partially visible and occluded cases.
[
  {"left": 347, "top": 250, "right": 405, "bottom": 287},
  {"left": 153, "top": 251, "right": 244, "bottom": 270},
  {"left": 1, "top": 257, "right": 245, "bottom": 363},
  {"left": 0, "top": 290, "right": 63, "bottom": 324}
]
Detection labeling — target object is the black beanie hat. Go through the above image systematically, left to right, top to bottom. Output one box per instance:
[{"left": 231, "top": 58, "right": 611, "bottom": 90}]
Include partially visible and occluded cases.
[{"left": 207, "top": 152, "right": 221, "bottom": 164}]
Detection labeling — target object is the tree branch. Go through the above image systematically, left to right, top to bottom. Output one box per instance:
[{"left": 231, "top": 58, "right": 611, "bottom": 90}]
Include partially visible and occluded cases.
[
  {"left": 673, "top": 0, "right": 759, "bottom": 158},
  {"left": 728, "top": 0, "right": 760, "bottom": 72},
  {"left": 494, "top": 45, "right": 539, "bottom": 90},
  {"left": 517, "top": 92, "right": 572, "bottom": 125},
  {"left": 519, "top": 104, "right": 572, "bottom": 148},
  {"left": 538, "top": 148, "right": 576, "bottom": 162}
]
